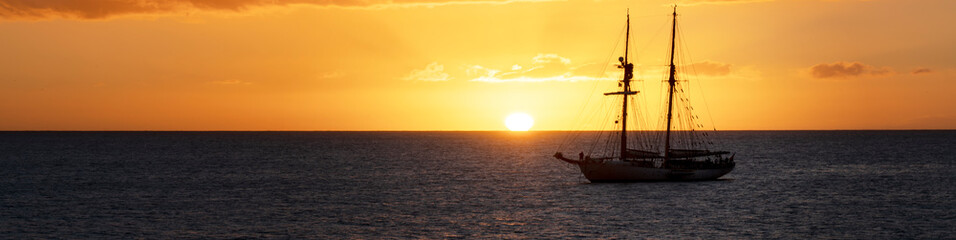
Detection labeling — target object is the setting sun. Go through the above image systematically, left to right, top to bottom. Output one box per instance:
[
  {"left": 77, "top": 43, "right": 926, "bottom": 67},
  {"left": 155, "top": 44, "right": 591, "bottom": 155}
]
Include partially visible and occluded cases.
[{"left": 505, "top": 113, "right": 534, "bottom": 131}]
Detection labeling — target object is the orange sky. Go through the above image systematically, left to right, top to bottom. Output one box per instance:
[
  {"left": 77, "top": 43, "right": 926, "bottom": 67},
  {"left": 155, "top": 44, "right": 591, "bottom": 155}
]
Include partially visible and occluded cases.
[{"left": 0, "top": 0, "right": 954, "bottom": 130}]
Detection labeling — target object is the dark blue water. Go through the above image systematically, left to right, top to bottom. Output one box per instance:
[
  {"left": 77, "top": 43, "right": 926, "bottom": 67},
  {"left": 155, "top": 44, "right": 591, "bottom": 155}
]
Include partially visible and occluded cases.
[{"left": 1, "top": 131, "right": 954, "bottom": 238}]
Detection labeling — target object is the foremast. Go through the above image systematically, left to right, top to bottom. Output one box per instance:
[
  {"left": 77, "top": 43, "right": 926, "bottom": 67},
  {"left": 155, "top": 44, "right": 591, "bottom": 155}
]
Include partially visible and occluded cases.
[
  {"left": 664, "top": 6, "right": 678, "bottom": 161},
  {"left": 604, "top": 11, "right": 637, "bottom": 161}
]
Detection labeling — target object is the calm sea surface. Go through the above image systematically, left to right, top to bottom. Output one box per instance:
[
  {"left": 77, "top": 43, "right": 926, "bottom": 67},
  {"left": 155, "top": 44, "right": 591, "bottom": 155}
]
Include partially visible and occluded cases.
[{"left": 1, "top": 131, "right": 954, "bottom": 239}]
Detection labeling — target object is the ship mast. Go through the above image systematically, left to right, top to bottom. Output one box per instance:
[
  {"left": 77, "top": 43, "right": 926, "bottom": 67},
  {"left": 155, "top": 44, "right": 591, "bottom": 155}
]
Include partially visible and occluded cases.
[
  {"left": 664, "top": 6, "right": 677, "bottom": 161},
  {"left": 604, "top": 11, "right": 637, "bottom": 161},
  {"left": 620, "top": 12, "right": 631, "bottom": 161}
]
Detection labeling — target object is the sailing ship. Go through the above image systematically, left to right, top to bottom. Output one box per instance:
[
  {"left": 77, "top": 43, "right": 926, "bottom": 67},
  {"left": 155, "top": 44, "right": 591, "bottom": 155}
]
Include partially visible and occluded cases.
[{"left": 554, "top": 8, "right": 735, "bottom": 182}]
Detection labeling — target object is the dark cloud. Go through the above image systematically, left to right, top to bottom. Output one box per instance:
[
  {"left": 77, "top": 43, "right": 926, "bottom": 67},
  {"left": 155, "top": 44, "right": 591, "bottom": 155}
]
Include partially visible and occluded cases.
[
  {"left": 0, "top": 0, "right": 541, "bottom": 20},
  {"left": 0, "top": 0, "right": 257, "bottom": 19},
  {"left": 809, "top": 61, "right": 893, "bottom": 79},
  {"left": 911, "top": 68, "right": 933, "bottom": 75}
]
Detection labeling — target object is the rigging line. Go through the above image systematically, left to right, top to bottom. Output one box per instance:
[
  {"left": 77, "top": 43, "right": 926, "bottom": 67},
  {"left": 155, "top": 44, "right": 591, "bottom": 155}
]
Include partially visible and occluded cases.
[
  {"left": 629, "top": 13, "right": 671, "bottom": 19},
  {"left": 628, "top": 17, "right": 655, "bottom": 150},
  {"left": 637, "top": 19, "right": 670, "bottom": 64},
  {"left": 674, "top": 19, "right": 719, "bottom": 149},
  {"left": 586, "top": 21, "right": 630, "bottom": 156},
  {"left": 672, "top": 21, "right": 699, "bottom": 146},
  {"left": 558, "top": 23, "right": 627, "bottom": 153},
  {"left": 677, "top": 24, "right": 720, "bottom": 135},
  {"left": 630, "top": 43, "right": 654, "bottom": 149},
  {"left": 653, "top": 66, "right": 665, "bottom": 144},
  {"left": 637, "top": 69, "right": 651, "bottom": 137},
  {"left": 630, "top": 95, "right": 649, "bottom": 149},
  {"left": 608, "top": 96, "right": 625, "bottom": 156},
  {"left": 624, "top": 96, "right": 633, "bottom": 150},
  {"left": 632, "top": 96, "right": 647, "bottom": 149},
  {"left": 589, "top": 97, "right": 613, "bottom": 154},
  {"left": 605, "top": 97, "right": 624, "bottom": 155},
  {"left": 635, "top": 97, "right": 652, "bottom": 150},
  {"left": 589, "top": 98, "right": 617, "bottom": 155},
  {"left": 629, "top": 100, "right": 640, "bottom": 149},
  {"left": 598, "top": 124, "right": 614, "bottom": 157}
]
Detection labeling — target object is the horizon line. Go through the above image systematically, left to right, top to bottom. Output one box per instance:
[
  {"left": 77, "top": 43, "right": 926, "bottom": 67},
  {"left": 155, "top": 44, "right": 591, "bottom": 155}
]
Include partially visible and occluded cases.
[{"left": 2, "top": 129, "right": 955, "bottom": 132}]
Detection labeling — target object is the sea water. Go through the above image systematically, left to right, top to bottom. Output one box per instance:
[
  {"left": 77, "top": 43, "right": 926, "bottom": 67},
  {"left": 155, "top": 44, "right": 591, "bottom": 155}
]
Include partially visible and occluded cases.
[{"left": 1, "top": 131, "right": 953, "bottom": 238}]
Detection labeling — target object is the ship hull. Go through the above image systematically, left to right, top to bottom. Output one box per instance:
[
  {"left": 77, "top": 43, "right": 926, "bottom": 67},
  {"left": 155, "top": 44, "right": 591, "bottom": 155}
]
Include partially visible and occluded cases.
[{"left": 577, "top": 161, "right": 734, "bottom": 182}]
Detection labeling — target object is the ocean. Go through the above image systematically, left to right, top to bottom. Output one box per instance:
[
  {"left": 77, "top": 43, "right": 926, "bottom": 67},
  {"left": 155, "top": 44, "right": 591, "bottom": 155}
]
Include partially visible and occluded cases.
[{"left": 1, "top": 131, "right": 953, "bottom": 239}]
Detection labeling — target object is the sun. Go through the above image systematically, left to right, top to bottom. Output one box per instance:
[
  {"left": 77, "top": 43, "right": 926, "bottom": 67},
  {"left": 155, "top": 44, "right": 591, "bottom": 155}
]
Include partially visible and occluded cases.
[{"left": 504, "top": 113, "right": 534, "bottom": 131}]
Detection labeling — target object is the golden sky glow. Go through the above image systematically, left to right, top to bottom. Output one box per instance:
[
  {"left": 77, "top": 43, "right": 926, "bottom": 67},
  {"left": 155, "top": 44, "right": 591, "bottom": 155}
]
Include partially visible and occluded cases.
[{"left": 0, "top": 0, "right": 954, "bottom": 130}]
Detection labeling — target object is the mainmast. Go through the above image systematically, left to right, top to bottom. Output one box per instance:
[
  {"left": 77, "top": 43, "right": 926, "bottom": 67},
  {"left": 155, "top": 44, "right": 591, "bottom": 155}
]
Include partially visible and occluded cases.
[
  {"left": 664, "top": 6, "right": 677, "bottom": 160},
  {"left": 604, "top": 11, "right": 637, "bottom": 161},
  {"left": 620, "top": 12, "right": 631, "bottom": 161}
]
